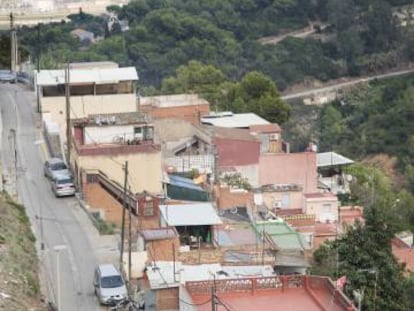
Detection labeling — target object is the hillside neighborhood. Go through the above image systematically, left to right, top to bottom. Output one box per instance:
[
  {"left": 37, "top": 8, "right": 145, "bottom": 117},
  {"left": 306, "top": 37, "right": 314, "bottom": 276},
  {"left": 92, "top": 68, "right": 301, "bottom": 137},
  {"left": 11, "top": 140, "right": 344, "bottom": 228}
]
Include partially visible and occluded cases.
[
  {"left": 2, "top": 1, "right": 414, "bottom": 310},
  {"left": 18, "top": 60, "right": 407, "bottom": 311}
]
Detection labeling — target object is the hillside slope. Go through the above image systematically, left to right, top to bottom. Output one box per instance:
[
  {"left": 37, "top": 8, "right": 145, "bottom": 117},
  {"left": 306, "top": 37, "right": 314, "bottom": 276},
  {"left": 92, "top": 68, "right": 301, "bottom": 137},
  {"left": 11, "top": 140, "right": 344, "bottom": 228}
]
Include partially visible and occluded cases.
[{"left": 0, "top": 194, "right": 45, "bottom": 311}]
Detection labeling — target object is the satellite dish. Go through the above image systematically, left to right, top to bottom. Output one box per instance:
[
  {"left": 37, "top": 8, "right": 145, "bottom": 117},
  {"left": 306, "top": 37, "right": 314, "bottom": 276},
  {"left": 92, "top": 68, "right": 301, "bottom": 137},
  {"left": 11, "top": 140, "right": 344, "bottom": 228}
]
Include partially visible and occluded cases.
[{"left": 230, "top": 207, "right": 238, "bottom": 214}]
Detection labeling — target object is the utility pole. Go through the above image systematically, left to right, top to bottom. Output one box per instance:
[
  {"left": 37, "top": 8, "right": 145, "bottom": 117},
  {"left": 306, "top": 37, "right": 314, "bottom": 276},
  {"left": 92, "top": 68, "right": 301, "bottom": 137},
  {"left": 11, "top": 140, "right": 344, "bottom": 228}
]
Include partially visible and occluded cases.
[
  {"left": 10, "top": 12, "right": 17, "bottom": 73},
  {"left": 36, "top": 23, "right": 41, "bottom": 113},
  {"left": 37, "top": 24, "right": 40, "bottom": 72},
  {"left": 65, "top": 63, "right": 71, "bottom": 165},
  {"left": 9, "top": 129, "right": 17, "bottom": 173},
  {"left": 120, "top": 161, "right": 128, "bottom": 274},
  {"left": 128, "top": 185, "right": 132, "bottom": 287},
  {"left": 261, "top": 229, "right": 265, "bottom": 265},
  {"left": 172, "top": 243, "right": 176, "bottom": 282},
  {"left": 211, "top": 275, "right": 216, "bottom": 311}
]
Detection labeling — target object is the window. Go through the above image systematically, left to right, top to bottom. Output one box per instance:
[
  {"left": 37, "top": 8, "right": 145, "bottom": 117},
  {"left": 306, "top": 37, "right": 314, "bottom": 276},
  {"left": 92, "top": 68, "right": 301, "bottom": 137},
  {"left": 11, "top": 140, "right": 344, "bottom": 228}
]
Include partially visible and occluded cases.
[
  {"left": 281, "top": 194, "right": 290, "bottom": 208},
  {"left": 143, "top": 199, "right": 154, "bottom": 216},
  {"left": 323, "top": 204, "right": 331, "bottom": 213},
  {"left": 100, "top": 275, "right": 124, "bottom": 288}
]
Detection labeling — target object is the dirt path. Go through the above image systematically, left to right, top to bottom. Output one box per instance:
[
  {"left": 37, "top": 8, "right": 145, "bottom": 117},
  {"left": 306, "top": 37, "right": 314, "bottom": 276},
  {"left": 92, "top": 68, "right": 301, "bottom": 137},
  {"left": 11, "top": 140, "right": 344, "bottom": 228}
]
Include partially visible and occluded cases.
[{"left": 258, "top": 23, "right": 328, "bottom": 45}]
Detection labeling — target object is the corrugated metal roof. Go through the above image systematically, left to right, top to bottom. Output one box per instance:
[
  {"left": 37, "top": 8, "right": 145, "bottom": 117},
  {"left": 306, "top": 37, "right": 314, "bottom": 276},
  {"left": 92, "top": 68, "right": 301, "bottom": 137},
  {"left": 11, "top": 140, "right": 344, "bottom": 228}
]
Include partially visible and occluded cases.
[
  {"left": 36, "top": 66, "right": 138, "bottom": 86},
  {"left": 201, "top": 112, "right": 269, "bottom": 128},
  {"left": 317, "top": 152, "right": 354, "bottom": 167},
  {"left": 159, "top": 203, "right": 222, "bottom": 226},
  {"left": 254, "top": 221, "right": 306, "bottom": 250},
  {"left": 140, "top": 227, "right": 177, "bottom": 240},
  {"left": 275, "top": 251, "right": 309, "bottom": 267}
]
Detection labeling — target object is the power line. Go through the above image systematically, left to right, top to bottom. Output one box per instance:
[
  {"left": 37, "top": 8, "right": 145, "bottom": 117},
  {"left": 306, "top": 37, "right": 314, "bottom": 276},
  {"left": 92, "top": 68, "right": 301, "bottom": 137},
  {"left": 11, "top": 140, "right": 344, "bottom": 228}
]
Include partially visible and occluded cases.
[{"left": 179, "top": 297, "right": 212, "bottom": 306}]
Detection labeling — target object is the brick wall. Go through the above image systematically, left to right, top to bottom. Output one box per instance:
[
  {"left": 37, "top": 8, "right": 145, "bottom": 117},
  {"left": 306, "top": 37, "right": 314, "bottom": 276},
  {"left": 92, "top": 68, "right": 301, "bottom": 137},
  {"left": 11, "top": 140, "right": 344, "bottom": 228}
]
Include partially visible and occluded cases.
[
  {"left": 141, "top": 104, "right": 210, "bottom": 125},
  {"left": 216, "top": 138, "right": 260, "bottom": 166},
  {"left": 84, "top": 183, "right": 125, "bottom": 226},
  {"left": 216, "top": 186, "right": 253, "bottom": 209},
  {"left": 147, "top": 238, "right": 180, "bottom": 262},
  {"left": 156, "top": 287, "right": 179, "bottom": 310}
]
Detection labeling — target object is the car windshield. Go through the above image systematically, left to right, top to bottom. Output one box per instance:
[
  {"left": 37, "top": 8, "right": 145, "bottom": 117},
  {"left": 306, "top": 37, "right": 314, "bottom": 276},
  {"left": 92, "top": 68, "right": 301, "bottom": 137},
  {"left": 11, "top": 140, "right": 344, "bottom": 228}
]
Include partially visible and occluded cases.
[
  {"left": 51, "top": 162, "right": 67, "bottom": 170},
  {"left": 100, "top": 275, "right": 124, "bottom": 288}
]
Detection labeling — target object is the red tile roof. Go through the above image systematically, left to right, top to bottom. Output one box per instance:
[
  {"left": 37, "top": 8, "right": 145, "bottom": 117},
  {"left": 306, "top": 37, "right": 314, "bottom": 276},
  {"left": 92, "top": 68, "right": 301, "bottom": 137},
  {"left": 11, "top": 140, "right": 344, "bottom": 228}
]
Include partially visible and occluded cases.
[
  {"left": 315, "top": 223, "right": 338, "bottom": 236},
  {"left": 392, "top": 237, "right": 411, "bottom": 249},
  {"left": 393, "top": 248, "right": 414, "bottom": 273}
]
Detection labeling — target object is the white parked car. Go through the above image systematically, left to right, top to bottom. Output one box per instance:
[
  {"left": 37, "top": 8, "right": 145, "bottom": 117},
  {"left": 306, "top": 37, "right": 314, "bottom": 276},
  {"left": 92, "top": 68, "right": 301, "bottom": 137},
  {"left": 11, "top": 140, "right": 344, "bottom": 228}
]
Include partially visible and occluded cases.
[
  {"left": 44, "top": 158, "right": 70, "bottom": 179},
  {"left": 51, "top": 173, "right": 76, "bottom": 197},
  {"left": 94, "top": 264, "right": 128, "bottom": 305}
]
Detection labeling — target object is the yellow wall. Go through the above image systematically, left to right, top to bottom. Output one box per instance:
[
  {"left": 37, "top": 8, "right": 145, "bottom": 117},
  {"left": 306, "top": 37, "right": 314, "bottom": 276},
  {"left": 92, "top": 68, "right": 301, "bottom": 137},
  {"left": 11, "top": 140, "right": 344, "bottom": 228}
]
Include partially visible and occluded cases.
[
  {"left": 41, "top": 94, "right": 137, "bottom": 140},
  {"left": 74, "top": 151, "right": 163, "bottom": 194},
  {"left": 305, "top": 198, "right": 339, "bottom": 223}
]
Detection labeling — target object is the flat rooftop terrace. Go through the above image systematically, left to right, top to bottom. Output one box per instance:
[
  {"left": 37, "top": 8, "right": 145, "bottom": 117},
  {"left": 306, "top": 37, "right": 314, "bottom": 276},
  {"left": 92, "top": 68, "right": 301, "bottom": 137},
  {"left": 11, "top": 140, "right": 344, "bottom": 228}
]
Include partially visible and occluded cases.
[
  {"left": 185, "top": 275, "right": 356, "bottom": 311},
  {"left": 192, "top": 289, "right": 342, "bottom": 311}
]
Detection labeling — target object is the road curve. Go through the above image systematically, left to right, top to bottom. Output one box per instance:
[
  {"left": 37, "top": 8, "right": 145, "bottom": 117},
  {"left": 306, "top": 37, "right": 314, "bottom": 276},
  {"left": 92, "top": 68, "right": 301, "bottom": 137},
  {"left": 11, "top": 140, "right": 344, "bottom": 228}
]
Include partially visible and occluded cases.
[{"left": 281, "top": 67, "right": 414, "bottom": 100}]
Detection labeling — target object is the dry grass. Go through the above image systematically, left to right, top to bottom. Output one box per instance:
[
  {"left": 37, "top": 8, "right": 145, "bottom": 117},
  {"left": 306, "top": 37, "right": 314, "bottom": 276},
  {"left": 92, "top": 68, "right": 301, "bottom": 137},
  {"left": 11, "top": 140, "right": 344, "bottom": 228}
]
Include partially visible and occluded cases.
[{"left": 0, "top": 194, "right": 46, "bottom": 311}]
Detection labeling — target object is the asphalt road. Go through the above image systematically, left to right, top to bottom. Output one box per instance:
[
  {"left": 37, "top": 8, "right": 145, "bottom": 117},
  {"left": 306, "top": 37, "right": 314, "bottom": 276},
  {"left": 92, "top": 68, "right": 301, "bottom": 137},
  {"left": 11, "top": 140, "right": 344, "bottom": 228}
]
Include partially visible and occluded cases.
[
  {"left": 281, "top": 67, "right": 414, "bottom": 100},
  {"left": 0, "top": 83, "right": 108, "bottom": 311}
]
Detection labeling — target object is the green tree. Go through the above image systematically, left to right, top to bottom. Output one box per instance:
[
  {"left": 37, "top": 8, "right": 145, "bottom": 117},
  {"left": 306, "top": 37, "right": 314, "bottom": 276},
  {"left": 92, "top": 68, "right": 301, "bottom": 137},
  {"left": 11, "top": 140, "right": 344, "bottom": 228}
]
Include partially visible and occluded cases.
[
  {"left": 327, "top": 0, "right": 357, "bottom": 33},
  {"left": 364, "top": 0, "right": 398, "bottom": 52},
  {"left": 0, "top": 35, "right": 11, "bottom": 68},
  {"left": 161, "top": 60, "right": 226, "bottom": 100},
  {"left": 234, "top": 71, "right": 290, "bottom": 124},
  {"left": 317, "top": 104, "right": 345, "bottom": 150},
  {"left": 313, "top": 206, "right": 408, "bottom": 311}
]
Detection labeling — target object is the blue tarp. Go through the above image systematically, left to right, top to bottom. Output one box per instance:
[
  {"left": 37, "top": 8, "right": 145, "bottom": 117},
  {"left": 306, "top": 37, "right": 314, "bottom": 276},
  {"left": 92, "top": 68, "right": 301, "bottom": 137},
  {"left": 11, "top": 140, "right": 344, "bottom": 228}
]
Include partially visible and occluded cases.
[{"left": 168, "top": 174, "right": 204, "bottom": 191}]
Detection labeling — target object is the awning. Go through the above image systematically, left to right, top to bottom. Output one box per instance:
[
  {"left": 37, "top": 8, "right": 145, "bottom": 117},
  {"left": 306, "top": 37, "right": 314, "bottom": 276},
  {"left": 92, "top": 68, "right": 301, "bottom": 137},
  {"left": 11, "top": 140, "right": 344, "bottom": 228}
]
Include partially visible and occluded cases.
[
  {"left": 36, "top": 67, "right": 138, "bottom": 86},
  {"left": 317, "top": 152, "right": 354, "bottom": 168},
  {"left": 159, "top": 203, "right": 222, "bottom": 226}
]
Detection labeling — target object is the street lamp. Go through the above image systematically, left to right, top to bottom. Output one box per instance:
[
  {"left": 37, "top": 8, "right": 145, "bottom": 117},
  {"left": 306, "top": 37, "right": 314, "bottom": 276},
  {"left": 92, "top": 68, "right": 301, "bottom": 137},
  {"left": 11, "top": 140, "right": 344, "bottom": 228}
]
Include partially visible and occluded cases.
[
  {"left": 34, "top": 140, "right": 45, "bottom": 250},
  {"left": 54, "top": 245, "right": 67, "bottom": 311}
]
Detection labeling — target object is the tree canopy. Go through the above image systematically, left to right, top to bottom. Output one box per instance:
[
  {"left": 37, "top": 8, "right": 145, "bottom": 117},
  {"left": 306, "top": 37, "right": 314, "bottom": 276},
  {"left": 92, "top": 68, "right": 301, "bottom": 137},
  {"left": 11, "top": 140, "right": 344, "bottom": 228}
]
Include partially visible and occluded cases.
[
  {"left": 4, "top": 0, "right": 413, "bottom": 91},
  {"left": 161, "top": 61, "right": 290, "bottom": 124},
  {"left": 312, "top": 163, "right": 414, "bottom": 310}
]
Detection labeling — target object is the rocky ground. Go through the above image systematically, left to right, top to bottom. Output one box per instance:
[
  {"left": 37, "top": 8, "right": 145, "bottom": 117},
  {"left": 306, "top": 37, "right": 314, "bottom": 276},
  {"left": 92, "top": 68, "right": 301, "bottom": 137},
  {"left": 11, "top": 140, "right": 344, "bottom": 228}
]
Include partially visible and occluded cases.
[{"left": 0, "top": 194, "right": 47, "bottom": 311}]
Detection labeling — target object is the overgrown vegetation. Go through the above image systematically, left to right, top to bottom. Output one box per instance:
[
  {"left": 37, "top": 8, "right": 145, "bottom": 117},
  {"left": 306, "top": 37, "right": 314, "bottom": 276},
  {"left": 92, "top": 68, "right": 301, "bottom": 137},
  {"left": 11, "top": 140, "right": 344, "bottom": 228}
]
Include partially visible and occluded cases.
[
  {"left": 313, "top": 74, "right": 414, "bottom": 193},
  {"left": 311, "top": 163, "right": 414, "bottom": 310},
  {"left": 221, "top": 172, "right": 252, "bottom": 190},
  {"left": 0, "top": 194, "right": 45, "bottom": 311},
  {"left": 91, "top": 211, "right": 116, "bottom": 235}
]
